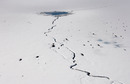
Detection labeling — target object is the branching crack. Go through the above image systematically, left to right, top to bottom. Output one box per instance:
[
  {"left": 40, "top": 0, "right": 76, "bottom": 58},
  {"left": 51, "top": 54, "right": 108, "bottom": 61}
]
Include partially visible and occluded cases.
[{"left": 43, "top": 15, "right": 124, "bottom": 84}]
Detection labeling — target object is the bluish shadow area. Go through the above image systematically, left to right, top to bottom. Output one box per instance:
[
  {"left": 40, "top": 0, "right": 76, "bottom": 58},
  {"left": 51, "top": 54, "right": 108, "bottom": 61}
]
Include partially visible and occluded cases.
[
  {"left": 40, "top": 11, "right": 72, "bottom": 17},
  {"left": 97, "top": 39, "right": 103, "bottom": 42},
  {"left": 104, "top": 42, "right": 111, "bottom": 44},
  {"left": 114, "top": 44, "right": 121, "bottom": 48}
]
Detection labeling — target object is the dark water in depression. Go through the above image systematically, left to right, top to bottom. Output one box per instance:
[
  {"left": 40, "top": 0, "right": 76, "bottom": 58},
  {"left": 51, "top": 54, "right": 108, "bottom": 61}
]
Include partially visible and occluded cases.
[{"left": 40, "top": 11, "right": 72, "bottom": 17}]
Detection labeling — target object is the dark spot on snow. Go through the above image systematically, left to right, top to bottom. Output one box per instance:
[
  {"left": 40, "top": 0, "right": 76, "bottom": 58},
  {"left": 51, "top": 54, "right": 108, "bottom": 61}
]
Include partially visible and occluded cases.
[
  {"left": 51, "top": 25, "right": 56, "bottom": 29},
  {"left": 92, "top": 33, "right": 95, "bottom": 35},
  {"left": 114, "top": 35, "right": 118, "bottom": 38},
  {"left": 65, "top": 38, "right": 69, "bottom": 41},
  {"left": 87, "top": 41, "right": 90, "bottom": 42},
  {"left": 52, "top": 43, "right": 55, "bottom": 47},
  {"left": 61, "top": 44, "right": 64, "bottom": 46},
  {"left": 83, "top": 44, "right": 85, "bottom": 46},
  {"left": 90, "top": 44, "right": 92, "bottom": 46},
  {"left": 97, "top": 44, "right": 100, "bottom": 46},
  {"left": 97, "top": 44, "right": 103, "bottom": 48},
  {"left": 124, "top": 49, "right": 126, "bottom": 51},
  {"left": 81, "top": 53, "right": 84, "bottom": 56},
  {"left": 36, "top": 56, "right": 39, "bottom": 58},
  {"left": 19, "top": 58, "right": 22, "bottom": 61},
  {"left": 73, "top": 60, "right": 76, "bottom": 63},
  {"left": 87, "top": 72, "right": 91, "bottom": 76}
]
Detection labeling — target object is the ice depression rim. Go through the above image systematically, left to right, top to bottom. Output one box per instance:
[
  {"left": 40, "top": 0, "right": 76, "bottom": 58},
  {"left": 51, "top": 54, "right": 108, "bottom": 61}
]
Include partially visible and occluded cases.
[{"left": 40, "top": 11, "right": 73, "bottom": 17}]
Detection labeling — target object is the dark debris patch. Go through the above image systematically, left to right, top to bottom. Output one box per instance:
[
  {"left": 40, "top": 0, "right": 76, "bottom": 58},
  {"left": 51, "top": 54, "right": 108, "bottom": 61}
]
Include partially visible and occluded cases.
[
  {"left": 92, "top": 33, "right": 95, "bottom": 35},
  {"left": 112, "top": 33, "right": 118, "bottom": 38},
  {"left": 114, "top": 35, "right": 118, "bottom": 38},
  {"left": 120, "top": 35, "right": 122, "bottom": 37},
  {"left": 63, "top": 38, "right": 69, "bottom": 42},
  {"left": 65, "top": 38, "right": 69, "bottom": 41},
  {"left": 52, "top": 43, "right": 55, "bottom": 47},
  {"left": 60, "top": 44, "right": 64, "bottom": 46},
  {"left": 83, "top": 44, "right": 86, "bottom": 46},
  {"left": 90, "top": 44, "right": 92, "bottom": 46},
  {"left": 97, "top": 44, "right": 100, "bottom": 46},
  {"left": 92, "top": 47, "right": 94, "bottom": 49},
  {"left": 124, "top": 49, "right": 126, "bottom": 51},
  {"left": 81, "top": 53, "right": 84, "bottom": 56},
  {"left": 36, "top": 56, "right": 39, "bottom": 58},
  {"left": 19, "top": 58, "right": 22, "bottom": 61},
  {"left": 73, "top": 60, "right": 76, "bottom": 63},
  {"left": 87, "top": 72, "right": 91, "bottom": 76}
]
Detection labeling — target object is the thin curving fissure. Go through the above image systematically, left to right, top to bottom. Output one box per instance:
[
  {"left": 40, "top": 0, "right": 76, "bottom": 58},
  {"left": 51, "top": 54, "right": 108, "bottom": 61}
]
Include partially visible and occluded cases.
[{"left": 43, "top": 15, "right": 124, "bottom": 84}]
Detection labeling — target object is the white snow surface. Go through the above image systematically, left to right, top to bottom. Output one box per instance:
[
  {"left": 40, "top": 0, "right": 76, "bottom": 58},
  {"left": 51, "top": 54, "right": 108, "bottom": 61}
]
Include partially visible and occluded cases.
[{"left": 0, "top": 1, "right": 130, "bottom": 84}]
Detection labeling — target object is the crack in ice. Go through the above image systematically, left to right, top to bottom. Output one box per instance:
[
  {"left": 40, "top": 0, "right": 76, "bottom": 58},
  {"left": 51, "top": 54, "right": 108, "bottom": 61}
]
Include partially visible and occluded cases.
[{"left": 43, "top": 14, "right": 124, "bottom": 84}]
